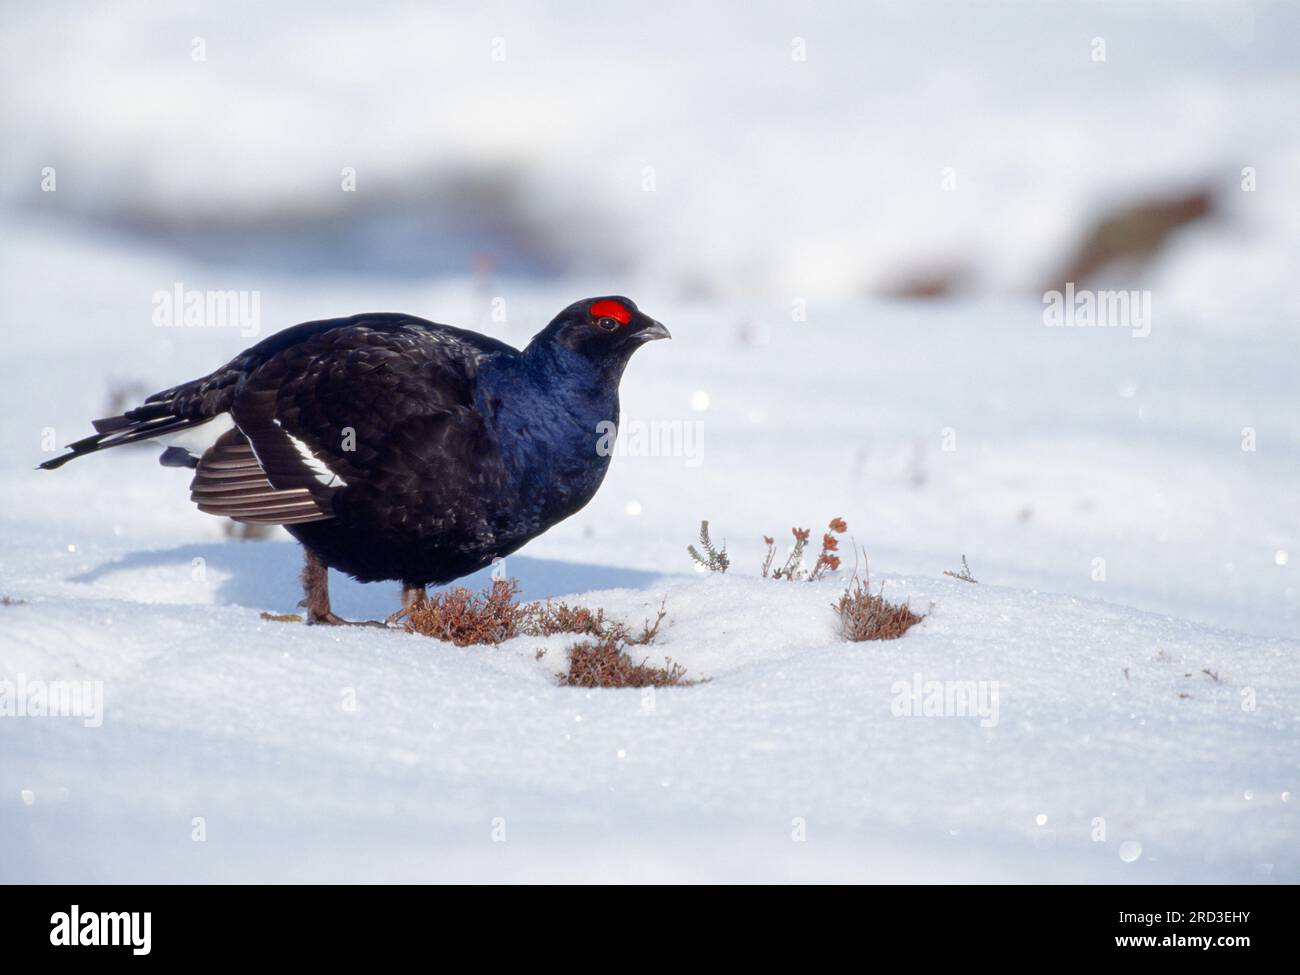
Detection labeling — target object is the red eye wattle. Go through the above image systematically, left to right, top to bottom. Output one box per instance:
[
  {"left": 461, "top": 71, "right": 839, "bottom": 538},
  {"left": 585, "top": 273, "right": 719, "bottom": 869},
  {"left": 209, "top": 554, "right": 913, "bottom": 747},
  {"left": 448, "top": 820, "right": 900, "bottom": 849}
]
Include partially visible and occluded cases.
[{"left": 590, "top": 299, "right": 631, "bottom": 325}]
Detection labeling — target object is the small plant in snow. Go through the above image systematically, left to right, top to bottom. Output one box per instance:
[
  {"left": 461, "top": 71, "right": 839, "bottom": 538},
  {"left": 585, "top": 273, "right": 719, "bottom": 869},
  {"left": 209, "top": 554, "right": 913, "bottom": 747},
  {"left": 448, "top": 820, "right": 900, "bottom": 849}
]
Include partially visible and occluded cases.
[
  {"left": 763, "top": 517, "right": 846, "bottom": 580},
  {"left": 812, "top": 519, "right": 846, "bottom": 579},
  {"left": 687, "top": 520, "right": 730, "bottom": 573},
  {"left": 944, "top": 555, "right": 978, "bottom": 583},
  {"left": 834, "top": 564, "right": 924, "bottom": 642},
  {"left": 405, "top": 578, "right": 529, "bottom": 646},
  {"left": 405, "top": 581, "right": 698, "bottom": 688},
  {"left": 530, "top": 598, "right": 666, "bottom": 645},
  {"left": 528, "top": 601, "right": 610, "bottom": 637},
  {"left": 537, "top": 601, "right": 698, "bottom": 687},
  {"left": 558, "top": 636, "right": 696, "bottom": 688}
]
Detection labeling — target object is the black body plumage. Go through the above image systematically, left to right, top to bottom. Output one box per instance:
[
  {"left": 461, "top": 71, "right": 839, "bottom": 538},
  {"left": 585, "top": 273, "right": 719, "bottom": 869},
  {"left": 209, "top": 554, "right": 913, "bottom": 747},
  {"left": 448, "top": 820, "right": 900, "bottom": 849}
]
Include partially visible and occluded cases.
[{"left": 41, "top": 297, "right": 669, "bottom": 592}]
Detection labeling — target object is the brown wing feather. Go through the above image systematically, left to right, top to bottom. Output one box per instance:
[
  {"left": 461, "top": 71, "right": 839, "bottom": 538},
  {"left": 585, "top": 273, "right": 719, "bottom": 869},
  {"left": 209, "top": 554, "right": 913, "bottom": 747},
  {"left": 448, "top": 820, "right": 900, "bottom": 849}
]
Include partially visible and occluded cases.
[{"left": 190, "top": 428, "right": 333, "bottom": 526}]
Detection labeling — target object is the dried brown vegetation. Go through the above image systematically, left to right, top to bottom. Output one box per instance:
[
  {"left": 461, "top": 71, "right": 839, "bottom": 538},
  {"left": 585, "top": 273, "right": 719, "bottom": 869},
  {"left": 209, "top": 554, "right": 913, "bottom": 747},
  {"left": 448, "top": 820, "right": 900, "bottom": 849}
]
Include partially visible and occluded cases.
[
  {"left": 687, "top": 516, "right": 919, "bottom": 643},
  {"left": 762, "top": 517, "right": 846, "bottom": 580},
  {"left": 759, "top": 520, "right": 842, "bottom": 579},
  {"left": 835, "top": 573, "right": 925, "bottom": 642},
  {"left": 404, "top": 578, "right": 529, "bottom": 646},
  {"left": 405, "top": 580, "right": 696, "bottom": 687},
  {"left": 404, "top": 581, "right": 668, "bottom": 646},
  {"left": 531, "top": 599, "right": 666, "bottom": 646},
  {"left": 536, "top": 600, "right": 687, "bottom": 687},
  {"left": 528, "top": 601, "right": 609, "bottom": 637},
  {"left": 260, "top": 611, "right": 303, "bottom": 623},
  {"left": 558, "top": 636, "right": 695, "bottom": 689}
]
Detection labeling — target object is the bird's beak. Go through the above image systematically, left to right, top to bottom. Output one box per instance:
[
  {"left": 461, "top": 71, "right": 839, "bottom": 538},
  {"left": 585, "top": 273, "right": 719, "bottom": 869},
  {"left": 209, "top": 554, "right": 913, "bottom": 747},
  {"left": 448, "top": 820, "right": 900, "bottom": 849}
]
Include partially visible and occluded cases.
[{"left": 637, "top": 320, "right": 671, "bottom": 342}]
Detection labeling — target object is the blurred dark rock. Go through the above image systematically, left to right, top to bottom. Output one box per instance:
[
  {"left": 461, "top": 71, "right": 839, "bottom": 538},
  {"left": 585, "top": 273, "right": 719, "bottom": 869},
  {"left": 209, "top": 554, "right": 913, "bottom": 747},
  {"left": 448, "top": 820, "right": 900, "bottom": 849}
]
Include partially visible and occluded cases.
[
  {"left": 1044, "top": 188, "right": 1213, "bottom": 291},
  {"left": 876, "top": 264, "right": 972, "bottom": 299}
]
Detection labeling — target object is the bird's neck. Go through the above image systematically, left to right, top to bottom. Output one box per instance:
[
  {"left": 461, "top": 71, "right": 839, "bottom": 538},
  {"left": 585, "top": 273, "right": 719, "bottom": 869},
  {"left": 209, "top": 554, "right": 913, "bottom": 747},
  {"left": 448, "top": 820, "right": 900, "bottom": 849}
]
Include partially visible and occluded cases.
[
  {"left": 520, "top": 336, "right": 632, "bottom": 396},
  {"left": 482, "top": 342, "right": 624, "bottom": 515}
]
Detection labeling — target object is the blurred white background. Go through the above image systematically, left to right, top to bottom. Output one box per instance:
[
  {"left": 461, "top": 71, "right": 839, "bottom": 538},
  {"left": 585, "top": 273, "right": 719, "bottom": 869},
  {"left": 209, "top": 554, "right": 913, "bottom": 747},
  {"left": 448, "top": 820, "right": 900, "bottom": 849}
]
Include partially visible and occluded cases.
[{"left": 2, "top": 0, "right": 1297, "bottom": 305}]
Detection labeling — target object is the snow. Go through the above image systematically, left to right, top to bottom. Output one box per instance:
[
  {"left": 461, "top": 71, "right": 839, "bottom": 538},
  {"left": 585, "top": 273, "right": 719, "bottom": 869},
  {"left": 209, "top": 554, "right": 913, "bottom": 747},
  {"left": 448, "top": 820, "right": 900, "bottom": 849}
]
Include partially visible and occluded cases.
[
  {"left": 2, "top": 1, "right": 1298, "bottom": 883},
  {"left": 3, "top": 229, "right": 1297, "bottom": 882},
  {"left": 4, "top": 560, "right": 1297, "bottom": 882}
]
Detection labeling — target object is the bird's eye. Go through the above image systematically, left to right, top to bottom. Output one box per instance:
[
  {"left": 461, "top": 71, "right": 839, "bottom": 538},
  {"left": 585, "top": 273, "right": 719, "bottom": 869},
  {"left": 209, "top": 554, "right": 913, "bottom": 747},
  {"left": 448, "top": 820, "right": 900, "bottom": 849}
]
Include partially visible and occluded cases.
[{"left": 596, "top": 316, "right": 619, "bottom": 331}]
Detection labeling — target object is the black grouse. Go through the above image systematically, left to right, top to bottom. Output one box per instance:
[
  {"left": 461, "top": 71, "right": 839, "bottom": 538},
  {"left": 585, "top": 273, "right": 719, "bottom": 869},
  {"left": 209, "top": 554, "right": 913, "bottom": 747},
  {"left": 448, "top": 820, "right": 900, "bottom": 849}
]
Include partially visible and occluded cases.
[{"left": 41, "top": 297, "right": 670, "bottom": 624}]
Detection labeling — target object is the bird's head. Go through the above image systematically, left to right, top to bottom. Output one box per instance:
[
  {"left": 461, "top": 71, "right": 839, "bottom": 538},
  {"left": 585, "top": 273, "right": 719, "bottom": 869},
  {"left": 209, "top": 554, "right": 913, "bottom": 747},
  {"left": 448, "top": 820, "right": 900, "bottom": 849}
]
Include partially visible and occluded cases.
[{"left": 533, "top": 296, "right": 670, "bottom": 369}]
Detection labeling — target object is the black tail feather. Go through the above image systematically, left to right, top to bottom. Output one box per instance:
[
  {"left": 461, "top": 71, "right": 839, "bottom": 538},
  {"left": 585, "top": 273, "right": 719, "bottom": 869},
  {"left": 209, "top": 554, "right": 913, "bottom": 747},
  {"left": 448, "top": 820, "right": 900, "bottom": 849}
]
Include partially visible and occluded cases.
[
  {"left": 91, "top": 400, "right": 181, "bottom": 434},
  {"left": 39, "top": 405, "right": 208, "bottom": 471},
  {"left": 90, "top": 415, "right": 133, "bottom": 434}
]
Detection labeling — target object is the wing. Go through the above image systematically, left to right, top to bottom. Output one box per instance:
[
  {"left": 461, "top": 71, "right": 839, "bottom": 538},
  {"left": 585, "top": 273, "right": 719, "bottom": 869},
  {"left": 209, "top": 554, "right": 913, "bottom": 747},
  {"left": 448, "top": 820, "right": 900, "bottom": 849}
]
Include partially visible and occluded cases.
[
  {"left": 189, "top": 318, "right": 506, "bottom": 526},
  {"left": 190, "top": 426, "right": 334, "bottom": 525}
]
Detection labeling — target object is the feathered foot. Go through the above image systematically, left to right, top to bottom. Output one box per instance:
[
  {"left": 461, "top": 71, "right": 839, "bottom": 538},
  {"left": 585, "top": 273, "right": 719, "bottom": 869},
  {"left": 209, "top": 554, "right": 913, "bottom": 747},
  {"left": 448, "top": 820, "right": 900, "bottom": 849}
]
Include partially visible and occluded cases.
[{"left": 299, "top": 547, "right": 386, "bottom": 626}]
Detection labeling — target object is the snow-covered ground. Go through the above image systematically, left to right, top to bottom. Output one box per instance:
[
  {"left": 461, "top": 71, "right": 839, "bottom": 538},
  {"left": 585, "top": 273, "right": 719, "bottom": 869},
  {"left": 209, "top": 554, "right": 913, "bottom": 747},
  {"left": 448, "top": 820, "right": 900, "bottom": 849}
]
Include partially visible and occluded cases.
[
  {"left": 2, "top": 1, "right": 1298, "bottom": 882},
  {"left": 2, "top": 226, "right": 1297, "bottom": 883},
  {"left": 5, "top": 567, "right": 1297, "bottom": 884}
]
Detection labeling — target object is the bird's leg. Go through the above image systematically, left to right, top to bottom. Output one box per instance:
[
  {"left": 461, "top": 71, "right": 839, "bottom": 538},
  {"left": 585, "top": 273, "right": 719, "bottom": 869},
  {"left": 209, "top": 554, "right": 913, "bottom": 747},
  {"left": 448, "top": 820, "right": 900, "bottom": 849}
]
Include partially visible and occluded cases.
[
  {"left": 299, "top": 547, "right": 387, "bottom": 627},
  {"left": 300, "top": 547, "right": 345, "bottom": 624},
  {"left": 385, "top": 583, "right": 428, "bottom": 626}
]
